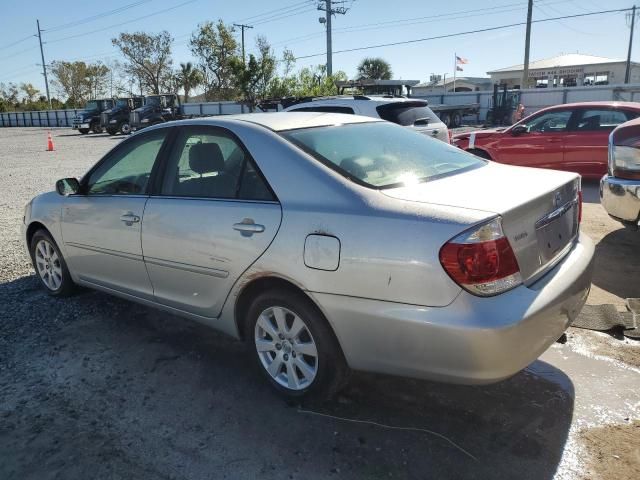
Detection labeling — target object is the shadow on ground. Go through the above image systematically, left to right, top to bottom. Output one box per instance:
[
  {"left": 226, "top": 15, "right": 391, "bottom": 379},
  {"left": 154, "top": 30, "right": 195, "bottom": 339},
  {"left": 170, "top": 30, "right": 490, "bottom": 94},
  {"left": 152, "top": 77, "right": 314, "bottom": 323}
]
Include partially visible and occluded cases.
[
  {"left": 581, "top": 179, "right": 601, "bottom": 204},
  {"left": 592, "top": 227, "right": 640, "bottom": 301},
  {"left": 0, "top": 275, "right": 575, "bottom": 480}
]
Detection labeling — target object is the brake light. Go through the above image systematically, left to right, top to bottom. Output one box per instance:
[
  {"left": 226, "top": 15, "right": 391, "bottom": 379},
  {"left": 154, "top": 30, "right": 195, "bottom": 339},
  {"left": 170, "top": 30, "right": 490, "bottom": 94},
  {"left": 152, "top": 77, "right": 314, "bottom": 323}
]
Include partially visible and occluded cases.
[{"left": 439, "top": 217, "right": 522, "bottom": 296}]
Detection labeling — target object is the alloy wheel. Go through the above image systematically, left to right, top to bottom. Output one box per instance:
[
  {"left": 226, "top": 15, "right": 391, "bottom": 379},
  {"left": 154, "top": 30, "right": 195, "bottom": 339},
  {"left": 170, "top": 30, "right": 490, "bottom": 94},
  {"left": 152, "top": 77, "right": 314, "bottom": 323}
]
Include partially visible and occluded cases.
[
  {"left": 34, "top": 239, "right": 63, "bottom": 291},
  {"left": 254, "top": 306, "right": 319, "bottom": 391}
]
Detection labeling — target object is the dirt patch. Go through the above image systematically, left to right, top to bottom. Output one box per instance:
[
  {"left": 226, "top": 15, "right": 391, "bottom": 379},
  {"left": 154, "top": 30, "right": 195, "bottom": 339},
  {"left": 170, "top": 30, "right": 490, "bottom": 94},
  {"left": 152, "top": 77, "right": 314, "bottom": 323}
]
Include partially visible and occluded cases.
[
  {"left": 567, "top": 327, "right": 640, "bottom": 370},
  {"left": 579, "top": 421, "right": 640, "bottom": 480}
]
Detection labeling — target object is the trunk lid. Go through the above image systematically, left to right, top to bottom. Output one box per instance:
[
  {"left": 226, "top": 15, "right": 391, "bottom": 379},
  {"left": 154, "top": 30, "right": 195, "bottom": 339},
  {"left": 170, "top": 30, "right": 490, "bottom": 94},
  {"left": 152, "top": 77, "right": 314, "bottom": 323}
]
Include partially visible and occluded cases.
[{"left": 382, "top": 162, "right": 581, "bottom": 284}]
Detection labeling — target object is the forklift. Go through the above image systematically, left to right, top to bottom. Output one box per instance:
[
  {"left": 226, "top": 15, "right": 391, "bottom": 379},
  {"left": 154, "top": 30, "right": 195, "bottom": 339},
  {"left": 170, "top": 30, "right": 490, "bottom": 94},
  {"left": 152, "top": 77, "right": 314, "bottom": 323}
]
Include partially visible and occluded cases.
[{"left": 486, "top": 84, "right": 521, "bottom": 126}]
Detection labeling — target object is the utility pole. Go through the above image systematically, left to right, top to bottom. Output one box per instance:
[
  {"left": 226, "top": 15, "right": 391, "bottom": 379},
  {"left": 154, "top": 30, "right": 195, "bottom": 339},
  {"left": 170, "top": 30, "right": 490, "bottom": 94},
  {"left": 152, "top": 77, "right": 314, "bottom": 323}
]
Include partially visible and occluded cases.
[
  {"left": 521, "top": 0, "right": 533, "bottom": 90},
  {"left": 317, "top": 1, "right": 350, "bottom": 77},
  {"left": 625, "top": 5, "right": 637, "bottom": 84},
  {"left": 36, "top": 19, "right": 51, "bottom": 109},
  {"left": 233, "top": 23, "right": 254, "bottom": 65}
]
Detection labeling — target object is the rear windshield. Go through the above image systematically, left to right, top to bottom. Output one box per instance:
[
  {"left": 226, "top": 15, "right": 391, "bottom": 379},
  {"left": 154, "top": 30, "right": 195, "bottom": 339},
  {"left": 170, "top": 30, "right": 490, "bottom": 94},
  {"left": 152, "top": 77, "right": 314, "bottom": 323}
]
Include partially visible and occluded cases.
[
  {"left": 376, "top": 102, "right": 440, "bottom": 126},
  {"left": 281, "top": 122, "right": 484, "bottom": 189}
]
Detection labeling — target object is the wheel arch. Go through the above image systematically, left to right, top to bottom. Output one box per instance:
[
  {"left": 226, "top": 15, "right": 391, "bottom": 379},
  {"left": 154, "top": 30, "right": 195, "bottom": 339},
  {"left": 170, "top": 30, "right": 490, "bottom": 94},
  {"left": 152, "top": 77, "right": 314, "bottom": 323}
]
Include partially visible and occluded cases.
[
  {"left": 466, "top": 148, "right": 493, "bottom": 160},
  {"left": 26, "top": 221, "right": 50, "bottom": 247},
  {"left": 234, "top": 275, "right": 345, "bottom": 362}
]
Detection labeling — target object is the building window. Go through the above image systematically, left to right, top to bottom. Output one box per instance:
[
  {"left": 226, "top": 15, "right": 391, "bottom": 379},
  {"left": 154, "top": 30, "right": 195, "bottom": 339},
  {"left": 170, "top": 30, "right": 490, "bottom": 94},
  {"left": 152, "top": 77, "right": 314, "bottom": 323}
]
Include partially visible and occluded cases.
[{"left": 584, "top": 72, "right": 609, "bottom": 86}]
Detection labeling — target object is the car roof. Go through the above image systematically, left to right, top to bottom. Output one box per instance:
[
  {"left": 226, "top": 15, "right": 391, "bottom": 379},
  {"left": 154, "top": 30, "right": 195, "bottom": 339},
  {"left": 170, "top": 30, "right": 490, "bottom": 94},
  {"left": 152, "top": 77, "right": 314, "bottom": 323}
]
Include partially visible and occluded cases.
[
  {"left": 287, "top": 95, "right": 427, "bottom": 107},
  {"left": 540, "top": 101, "right": 640, "bottom": 112},
  {"left": 201, "top": 112, "right": 381, "bottom": 131}
]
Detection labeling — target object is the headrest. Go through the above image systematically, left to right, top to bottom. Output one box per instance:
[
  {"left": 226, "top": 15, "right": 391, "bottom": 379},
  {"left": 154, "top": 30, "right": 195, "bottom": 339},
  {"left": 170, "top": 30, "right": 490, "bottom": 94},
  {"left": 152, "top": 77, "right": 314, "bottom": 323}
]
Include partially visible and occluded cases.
[{"left": 189, "top": 143, "right": 224, "bottom": 174}]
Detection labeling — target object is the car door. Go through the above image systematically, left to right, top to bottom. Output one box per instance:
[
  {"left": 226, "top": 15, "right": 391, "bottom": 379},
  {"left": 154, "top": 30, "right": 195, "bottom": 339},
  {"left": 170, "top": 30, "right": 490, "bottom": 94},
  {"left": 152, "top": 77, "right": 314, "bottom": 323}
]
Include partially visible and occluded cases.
[
  {"left": 491, "top": 108, "right": 573, "bottom": 170},
  {"left": 563, "top": 108, "right": 635, "bottom": 179},
  {"left": 141, "top": 125, "right": 282, "bottom": 318},
  {"left": 61, "top": 128, "right": 171, "bottom": 298}
]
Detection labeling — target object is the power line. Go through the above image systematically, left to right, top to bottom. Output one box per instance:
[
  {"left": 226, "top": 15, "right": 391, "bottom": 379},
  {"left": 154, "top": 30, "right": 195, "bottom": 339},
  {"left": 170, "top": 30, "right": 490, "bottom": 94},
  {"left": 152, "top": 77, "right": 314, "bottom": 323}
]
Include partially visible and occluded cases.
[
  {"left": 44, "top": 0, "right": 152, "bottom": 33},
  {"left": 45, "top": 0, "right": 197, "bottom": 44},
  {"left": 271, "top": 0, "right": 571, "bottom": 48},
  {"left": 235, "top": 1, "right": 312, "bottom": 23},
  {"left": 252, "top": 5, "right": 317, "bottom": 26},
  {"left": 293, "top": 7, "right": 632, "bottom": 60},
  {"left": 0, "top": 35, "right": 35, "bottom": 52}
]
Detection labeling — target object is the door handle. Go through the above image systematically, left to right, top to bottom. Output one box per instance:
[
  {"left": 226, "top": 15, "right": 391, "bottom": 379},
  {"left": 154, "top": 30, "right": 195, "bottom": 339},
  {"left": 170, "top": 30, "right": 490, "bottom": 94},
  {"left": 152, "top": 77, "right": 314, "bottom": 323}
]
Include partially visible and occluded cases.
[
  {"left": 120, "top": 213, "right": 140, "bottom": 224},
  {"left": 233, "top": 219, "right": 265, "bottom": 236}
]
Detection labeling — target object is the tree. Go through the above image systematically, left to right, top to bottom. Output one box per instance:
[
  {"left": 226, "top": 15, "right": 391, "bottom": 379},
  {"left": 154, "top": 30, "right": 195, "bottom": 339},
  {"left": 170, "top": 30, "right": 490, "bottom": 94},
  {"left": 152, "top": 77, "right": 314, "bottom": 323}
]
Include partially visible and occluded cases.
[
  {"left": 190, "top": 20, "right": 239, "bottom": 100},
  {"left": 112, "top": 31, "right": 173, "bottom": 94},
  {"left": 230, "top": 36, "right": 277, "bottom": 107},
  {"left": 357, "top": 57, "right": 393, "bottom": 80},
  {"left": 50, "top": 61, "right": 91, "bottom": 107},
  {"left": 177, "top": 62, "right": 203, "bottom": 102},
  {"left": 85, "top": 63, "right": 110, "bottom": 99},
  {"left": 20, "top": 83, "right": 40, "bottom": 103}
]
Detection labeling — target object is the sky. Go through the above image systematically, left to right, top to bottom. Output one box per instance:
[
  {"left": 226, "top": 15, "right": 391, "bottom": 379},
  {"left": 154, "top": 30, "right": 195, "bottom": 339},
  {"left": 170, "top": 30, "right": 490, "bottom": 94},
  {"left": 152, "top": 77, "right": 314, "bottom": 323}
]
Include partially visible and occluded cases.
[{"left": 0, "top": 0, "right": 635, "bottom": 96}]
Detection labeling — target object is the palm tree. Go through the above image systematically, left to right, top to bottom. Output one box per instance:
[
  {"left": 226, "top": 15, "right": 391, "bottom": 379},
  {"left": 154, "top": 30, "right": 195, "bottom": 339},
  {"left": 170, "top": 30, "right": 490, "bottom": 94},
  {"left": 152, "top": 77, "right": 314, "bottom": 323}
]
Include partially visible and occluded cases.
[
  {"left": 357, "top": 57, "right": 393, "bottom": 80},
  {"left": 178, "top": 62, "right": 203, "bottom": 103}
]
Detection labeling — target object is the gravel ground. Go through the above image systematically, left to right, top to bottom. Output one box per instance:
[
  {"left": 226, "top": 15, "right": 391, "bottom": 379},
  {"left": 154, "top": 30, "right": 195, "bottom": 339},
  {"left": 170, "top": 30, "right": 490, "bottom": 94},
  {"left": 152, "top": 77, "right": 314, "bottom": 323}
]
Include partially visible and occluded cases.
[{"left": 0, "top": 127, "right": 638, "bottom": 480}]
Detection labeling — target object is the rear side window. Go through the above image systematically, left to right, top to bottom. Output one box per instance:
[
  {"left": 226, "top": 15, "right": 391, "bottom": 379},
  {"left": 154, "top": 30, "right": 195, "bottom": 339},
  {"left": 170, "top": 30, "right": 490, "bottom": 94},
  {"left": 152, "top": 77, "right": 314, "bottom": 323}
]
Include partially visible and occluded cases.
[
  {"left": 376, "top": 102, "right": 440, "bottom": 126},
  {"left": 290, "top": 106, "right": 355, "bottom": 114},
  {"left": 574, "top": 109, "right": 632, "bottom": 131},
  {"left": 161, "top": 126, "right": 274, "bottom": 201}
]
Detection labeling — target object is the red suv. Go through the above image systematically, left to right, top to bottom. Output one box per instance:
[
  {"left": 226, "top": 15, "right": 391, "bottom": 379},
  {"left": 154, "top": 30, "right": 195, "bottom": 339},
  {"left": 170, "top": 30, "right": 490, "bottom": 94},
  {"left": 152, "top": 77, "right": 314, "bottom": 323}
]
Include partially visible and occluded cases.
[{"left": 452, "top": 102, "right": 640, "bottom": 179}]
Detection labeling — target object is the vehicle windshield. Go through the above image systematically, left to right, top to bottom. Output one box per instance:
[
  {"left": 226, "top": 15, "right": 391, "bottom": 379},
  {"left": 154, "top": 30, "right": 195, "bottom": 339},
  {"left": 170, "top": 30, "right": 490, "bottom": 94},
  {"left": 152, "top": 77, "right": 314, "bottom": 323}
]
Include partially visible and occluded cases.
[
  {"left": 145, "top": 96, "right": 161, "bottom": 106},
  {"left": 116, "top": 99, "right": 129, "bottom": 108},
  {"left": 85, "top": 101, "right": 98, "bottom": 110},
  {"left": 376, "top": 102, "right": 440, "bottom": 126},
  {"left": 281, "top": 122, "right": 484, "bottom": 189}
]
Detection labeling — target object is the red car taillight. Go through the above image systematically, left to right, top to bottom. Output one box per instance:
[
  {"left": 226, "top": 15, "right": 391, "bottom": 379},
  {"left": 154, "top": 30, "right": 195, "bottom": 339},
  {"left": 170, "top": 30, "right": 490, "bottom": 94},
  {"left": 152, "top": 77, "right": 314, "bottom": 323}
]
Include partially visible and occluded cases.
[{"left": 439, "top": 217, "right": 522, "bottom": 296}]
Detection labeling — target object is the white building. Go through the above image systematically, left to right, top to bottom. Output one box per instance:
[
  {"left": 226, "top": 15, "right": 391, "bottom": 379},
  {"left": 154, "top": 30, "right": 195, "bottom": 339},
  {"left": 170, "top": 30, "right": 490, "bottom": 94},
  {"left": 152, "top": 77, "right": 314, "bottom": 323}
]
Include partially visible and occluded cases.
[
  {"left": 487, "top": 53, "right": 640, "bottom": 89},
  {"left": 412, "top": 77, "right": 492, "bottom": 95}
]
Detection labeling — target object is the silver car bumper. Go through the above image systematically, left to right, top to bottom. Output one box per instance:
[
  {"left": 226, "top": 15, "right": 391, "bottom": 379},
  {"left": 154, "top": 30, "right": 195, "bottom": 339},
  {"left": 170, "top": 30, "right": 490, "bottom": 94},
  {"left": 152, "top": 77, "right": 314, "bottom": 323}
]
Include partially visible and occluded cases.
[
  {"left": 600, "top": 174, "right": 640, "bottom": 225},
  {"left": 311, "top": 232, "right": 594, "bottom": 385}
]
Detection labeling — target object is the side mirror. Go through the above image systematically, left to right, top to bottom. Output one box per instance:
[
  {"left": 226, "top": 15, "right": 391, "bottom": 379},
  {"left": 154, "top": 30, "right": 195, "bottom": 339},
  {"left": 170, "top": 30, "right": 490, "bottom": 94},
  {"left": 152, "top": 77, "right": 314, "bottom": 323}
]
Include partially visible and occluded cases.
[
  {"left": 511, "top": 125, "right": 528, "bottom": 135},
  {"left": 56, "top": 178, "right": 80, "bottom": 196}
]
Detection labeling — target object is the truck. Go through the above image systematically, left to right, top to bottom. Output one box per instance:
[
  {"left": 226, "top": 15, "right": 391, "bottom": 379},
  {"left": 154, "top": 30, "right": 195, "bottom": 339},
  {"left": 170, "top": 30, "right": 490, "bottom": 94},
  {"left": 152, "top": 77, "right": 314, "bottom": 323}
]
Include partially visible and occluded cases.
[
  {"left": 129, "top": 94, "right": 185, "bottom": 130},
  {"left": 100, "top": 97, "right": 144, "bottom": 135},
  {"left": 72, "top": 99, "right": 115, "bottom": 134}
]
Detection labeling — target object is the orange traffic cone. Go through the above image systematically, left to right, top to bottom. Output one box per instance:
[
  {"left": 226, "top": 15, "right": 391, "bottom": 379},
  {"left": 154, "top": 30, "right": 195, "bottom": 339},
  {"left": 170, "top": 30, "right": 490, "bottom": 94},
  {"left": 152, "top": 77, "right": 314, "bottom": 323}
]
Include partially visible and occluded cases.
[{"left": 46, "top": 131, "right": 55, "bottom": 151}]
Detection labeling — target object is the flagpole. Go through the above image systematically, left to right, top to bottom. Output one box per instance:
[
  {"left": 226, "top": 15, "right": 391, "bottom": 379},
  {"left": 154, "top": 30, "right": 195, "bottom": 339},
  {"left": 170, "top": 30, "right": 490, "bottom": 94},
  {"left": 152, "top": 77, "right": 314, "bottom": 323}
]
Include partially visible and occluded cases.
[{"left": 453, "top": 52, "right": 456, "bottom": 93}]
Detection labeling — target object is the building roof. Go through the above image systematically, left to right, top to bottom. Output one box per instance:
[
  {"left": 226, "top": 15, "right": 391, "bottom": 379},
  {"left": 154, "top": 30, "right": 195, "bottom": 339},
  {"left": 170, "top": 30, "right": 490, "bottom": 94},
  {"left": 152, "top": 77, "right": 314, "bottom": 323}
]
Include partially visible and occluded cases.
[
  {"left": 487, "top": 53, "right": 636, "bottom": 74},
  {"left": 416, "top": 77, "right": 491, "bottom": 88}
]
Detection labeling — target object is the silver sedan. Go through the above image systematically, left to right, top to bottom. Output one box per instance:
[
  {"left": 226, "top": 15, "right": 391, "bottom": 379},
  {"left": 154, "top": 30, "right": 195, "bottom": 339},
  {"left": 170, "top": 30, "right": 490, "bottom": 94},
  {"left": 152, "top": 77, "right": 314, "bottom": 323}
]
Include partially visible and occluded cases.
[{"left": 23, "top": 113, "right": 594, "bottom": 398}]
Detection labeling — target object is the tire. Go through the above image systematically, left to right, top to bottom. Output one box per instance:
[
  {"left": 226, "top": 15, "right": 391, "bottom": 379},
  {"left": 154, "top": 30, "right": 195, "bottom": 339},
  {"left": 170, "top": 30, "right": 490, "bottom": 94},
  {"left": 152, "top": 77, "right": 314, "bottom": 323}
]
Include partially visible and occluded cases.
[
  {"left": 451, "top": 112, "right": 462, "bottom": 128},
  {"left": 440, "top": 113, "right": 451, "bottom": 128},
  {"left": 91, "top": 122, "right": 103, "bottom": 134},
  {"left": 119, "top": 122, "right": 132, "bottom": 135},
  {"left": 79, "top": 128, "right": 89, "bottom": 135},
  {"left": 468, "top": 148, "right": 492, "bottom": 160},
  {"left": 29, "top": 229, "right": 76, "bottom": 296},
  {"left": 246, "top": 289, "right": 349, "bottom": 399}
]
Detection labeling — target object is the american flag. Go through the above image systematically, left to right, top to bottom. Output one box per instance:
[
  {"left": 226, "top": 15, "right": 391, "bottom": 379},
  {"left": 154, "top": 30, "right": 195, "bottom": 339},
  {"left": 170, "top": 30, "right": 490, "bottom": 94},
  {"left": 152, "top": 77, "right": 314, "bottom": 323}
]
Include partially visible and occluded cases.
[{"left": 456, "top": 55, "right": 469, "bottom": 65}]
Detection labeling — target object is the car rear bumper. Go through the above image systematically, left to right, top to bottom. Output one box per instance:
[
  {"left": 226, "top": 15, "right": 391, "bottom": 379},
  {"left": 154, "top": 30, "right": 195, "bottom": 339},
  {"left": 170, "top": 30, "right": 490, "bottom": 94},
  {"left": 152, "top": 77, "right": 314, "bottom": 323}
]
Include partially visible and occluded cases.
[
  {"left": 600, "top": 174, "right": 640, "bottom": 225},
  {"left": 311, "top": 232, "right": 594, "bottom": 384}
]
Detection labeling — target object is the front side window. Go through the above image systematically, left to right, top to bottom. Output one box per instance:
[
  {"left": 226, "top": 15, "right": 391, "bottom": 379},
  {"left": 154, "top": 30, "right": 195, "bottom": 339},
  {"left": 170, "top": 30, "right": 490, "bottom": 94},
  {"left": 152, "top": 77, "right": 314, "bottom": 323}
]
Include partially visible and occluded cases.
[
  {"left": 574, "top": 109, "right": 631, "bottom": 131},
  {"left": 520, "top": 110, "right": 572, "bottom": 133},
  {"left": 282, "top": 121, "right": 484, "bottom": 189},
  {"left": 161, "top": 126, "right": 274, "bottom": 200},
  {"left": 85, "top": 129, "right": 168, "bottom": 195}
]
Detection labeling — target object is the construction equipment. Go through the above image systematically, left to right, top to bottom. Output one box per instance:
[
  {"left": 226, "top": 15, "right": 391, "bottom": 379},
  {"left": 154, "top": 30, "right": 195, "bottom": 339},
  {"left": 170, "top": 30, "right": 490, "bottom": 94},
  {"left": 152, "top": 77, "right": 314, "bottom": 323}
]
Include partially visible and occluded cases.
[{"left": 485, "top": 84, "right": 521, "bottom": 126}]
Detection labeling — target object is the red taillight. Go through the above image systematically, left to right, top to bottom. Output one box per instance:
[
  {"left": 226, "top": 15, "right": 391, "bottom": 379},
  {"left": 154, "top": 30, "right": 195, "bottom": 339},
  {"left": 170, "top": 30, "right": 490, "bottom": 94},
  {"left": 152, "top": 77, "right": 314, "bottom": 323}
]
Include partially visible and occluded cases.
[
  {"left": 447, "top": 130, "right": 453, "bottom": 144},
  {"left": 578, "top": 190, "right": 583, "bottom": 223},
  {"left": 439, "top": 218, "right": 522, "bottom": 296}
]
